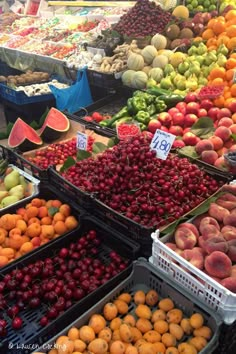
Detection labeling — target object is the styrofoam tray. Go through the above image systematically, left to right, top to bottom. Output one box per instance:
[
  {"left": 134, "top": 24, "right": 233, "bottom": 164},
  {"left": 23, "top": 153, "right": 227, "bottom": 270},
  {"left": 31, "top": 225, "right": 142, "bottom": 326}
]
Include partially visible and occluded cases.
[
  {"left": 150, "top": 221, "right": 236, "bottom": 325},
  {"left": 33, "top": 259, "right": 220, "bottom": 354}
]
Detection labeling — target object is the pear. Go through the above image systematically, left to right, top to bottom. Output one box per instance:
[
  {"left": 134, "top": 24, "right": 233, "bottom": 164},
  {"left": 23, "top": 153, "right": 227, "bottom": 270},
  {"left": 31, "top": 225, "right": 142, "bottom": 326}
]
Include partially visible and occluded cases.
[
  {"left": 160, "top": 77, "right": 173, "bottom": 90},
  {"left": 146, "top": 78, "right": 157, "bottom": 88},
  {"left": 4, "top": 170, "right": 20, "bottom": 191},
  {"left": 19, "top": 175, "right": 27, "bottom": 191},
  {"left": 9, "top": 185, "right": 24, "bottom": 199},
  {"left": 0, "top": 191, "right": 8, "bottom": 202},
  {"left": 1, "top": 195, "right": 20, "bottom": 208}
]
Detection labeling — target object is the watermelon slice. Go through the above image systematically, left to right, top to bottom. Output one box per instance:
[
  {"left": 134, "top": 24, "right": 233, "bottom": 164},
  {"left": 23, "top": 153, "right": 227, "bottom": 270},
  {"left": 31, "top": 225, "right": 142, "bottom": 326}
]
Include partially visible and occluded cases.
[
  {"left": 39, "top": 107, "right": 70, "bottom": 143},
  {"left": 8, "top": 118, "right": 43, "bottom": 152}
]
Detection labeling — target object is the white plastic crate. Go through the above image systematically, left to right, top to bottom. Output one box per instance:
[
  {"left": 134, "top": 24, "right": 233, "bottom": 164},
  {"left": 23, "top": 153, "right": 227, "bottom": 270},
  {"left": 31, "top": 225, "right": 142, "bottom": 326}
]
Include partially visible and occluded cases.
[{"left": 150, "top": 228, "right": 236, "bottom": 325}]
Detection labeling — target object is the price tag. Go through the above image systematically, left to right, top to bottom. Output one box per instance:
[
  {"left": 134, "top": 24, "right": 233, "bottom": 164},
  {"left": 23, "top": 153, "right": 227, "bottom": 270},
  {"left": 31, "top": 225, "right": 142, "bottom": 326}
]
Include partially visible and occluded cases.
[
  {"left": 150, "top": 129, "right": 176, "bottom": 160},
  {"left": 77, "top": 131, "right": 88, "bottom": 151}
]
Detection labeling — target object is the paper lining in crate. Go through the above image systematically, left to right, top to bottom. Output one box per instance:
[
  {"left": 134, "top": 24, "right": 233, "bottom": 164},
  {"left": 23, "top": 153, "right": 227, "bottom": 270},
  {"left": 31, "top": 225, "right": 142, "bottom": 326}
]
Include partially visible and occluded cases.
[{"left": 149, "top": 221, "right": 236, "bottom": 325}]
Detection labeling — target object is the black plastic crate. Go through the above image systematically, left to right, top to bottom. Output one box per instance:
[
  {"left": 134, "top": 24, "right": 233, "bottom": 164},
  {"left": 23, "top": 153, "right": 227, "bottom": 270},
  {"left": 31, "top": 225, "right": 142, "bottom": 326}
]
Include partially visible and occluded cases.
[
  {"left": 87, "top": 69, "right": 122, "bottom": 89},
  {"left": 50, "top": 154, "right": 233, "bottom": 257},
  {"left": 0, "top": 182, "right": 84, "bottom": 274},
  {"left": 0, "top": 216, "right": 139, "bottom": 353},
  {"left": 37, "top": 259, "right": 220, "bottom": 354},
  {"left": 213, "top": 321, "right": 236, "bottom": 354}
]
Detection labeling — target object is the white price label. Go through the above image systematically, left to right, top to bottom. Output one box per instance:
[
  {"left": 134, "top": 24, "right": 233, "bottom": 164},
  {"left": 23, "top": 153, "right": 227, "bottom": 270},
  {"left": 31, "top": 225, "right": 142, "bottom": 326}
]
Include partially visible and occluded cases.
[
  {"left": 150, "top": 129, "right": 176, "bottom": 160},
  {"left": 77, "top": 131, "right": 88, "bottom": 151}
]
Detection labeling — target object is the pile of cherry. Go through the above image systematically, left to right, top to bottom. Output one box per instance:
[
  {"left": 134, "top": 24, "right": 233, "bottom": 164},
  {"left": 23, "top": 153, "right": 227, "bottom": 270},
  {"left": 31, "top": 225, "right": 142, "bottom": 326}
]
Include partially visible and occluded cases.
[
  {"left": 62, "top": 133, "right": 223, "bottom": 228},
  {"left": 26, "top": 136, "right": 95, "bottom": 170},
  {"left": 0, "top": 230, "right": 128, "bottom": 336}
]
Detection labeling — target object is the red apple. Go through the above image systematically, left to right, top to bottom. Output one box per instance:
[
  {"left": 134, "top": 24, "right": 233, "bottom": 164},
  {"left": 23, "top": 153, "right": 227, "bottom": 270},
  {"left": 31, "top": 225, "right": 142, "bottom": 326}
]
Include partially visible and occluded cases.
[
  {"left": 185, "top": 92, "right": 197, "bottom": 103},
  {"left": 200, "top": 99, "right": 213, "bottom": 111},
  {"left": 228, "top": 101, "right": 236, "bottom": 114},
  {"left": 176, "top": 102, "right": 187, "bottom": 115},
  {"left": 186, "top": 102, "right": 200, "bottom": 115},
  {"left": 168, "top": 107, "right": 179, "bottom": 118},
  {"left": 208, "top": 107, "right": 221, "bottom": 121},
  {"left": 198, "top": 108, "right": 208, "bottom": 118},
  {"left": 217, "top": 108, "right": 232, "bottom": 119},
  {"left": 158, "top": 112, "right": 172, "bottom": 127},
  {"left": 172, "top": 112, "right": 185, "bottom": 126},
  {"left": 184, "top": 114, "right": 198, "bottom": 127},
  {"left": 148, "top": 119, "right": 161, "bottom": 133},
  {"left": 169, "top": 125, "right": 184, "bottom": 136},
  {"left": 160, "top": 126, "right": 169, "bottom": 132},
  {"left": 183, "top": 127, "right": 191, "bottom": 134},
  {"left": 183, "top": 132, "right": 199, "bottom": 146},
  {"left": 172, "top": 140, "right": 185, "bottom": 148}
]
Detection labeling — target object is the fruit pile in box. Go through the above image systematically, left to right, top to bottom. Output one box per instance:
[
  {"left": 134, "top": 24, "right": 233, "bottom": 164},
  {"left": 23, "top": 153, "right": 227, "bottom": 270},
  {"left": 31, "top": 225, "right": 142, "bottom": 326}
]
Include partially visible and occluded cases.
[
  {"left": 61, "top": 132, "right": 225, "bottom": 229},
  {"left": 0, "top": 215, "right": 132, "bottom": 345},
  {"left": 36, "top": 260, "right": 218, "bottom": 354}
]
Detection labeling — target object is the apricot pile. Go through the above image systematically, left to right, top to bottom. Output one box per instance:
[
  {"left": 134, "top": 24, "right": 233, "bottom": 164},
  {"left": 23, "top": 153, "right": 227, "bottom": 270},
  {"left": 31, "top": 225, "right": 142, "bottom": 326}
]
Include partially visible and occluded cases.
[
  {"left": 0, "top": 198, "right": 78, "bottom": 267},
  {"left": 46, "top": 289, "right": 212, "bottom": 354}
]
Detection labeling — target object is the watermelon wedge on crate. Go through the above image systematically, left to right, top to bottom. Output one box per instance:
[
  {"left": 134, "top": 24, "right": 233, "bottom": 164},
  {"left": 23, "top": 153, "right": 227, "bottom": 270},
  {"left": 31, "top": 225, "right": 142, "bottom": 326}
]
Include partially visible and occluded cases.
[{"left": 150, "top": 184, "right": 236, "bottom": 325}]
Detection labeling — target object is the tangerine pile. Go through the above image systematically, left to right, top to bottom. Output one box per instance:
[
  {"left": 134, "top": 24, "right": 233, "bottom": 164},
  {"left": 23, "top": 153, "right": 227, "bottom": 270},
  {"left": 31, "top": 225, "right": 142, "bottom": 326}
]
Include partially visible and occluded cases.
[
  {"left": 201, "top": 10, "right": 236, "bottom": 51},
  {"left": 207, "top": 53, "right": 236, "bottom": 109},
  {"left": 0, "top": 198, "right": 78, "bottom": 267},
  {"left": 46, "top": 289, "right": 212, "bottom": 354}
]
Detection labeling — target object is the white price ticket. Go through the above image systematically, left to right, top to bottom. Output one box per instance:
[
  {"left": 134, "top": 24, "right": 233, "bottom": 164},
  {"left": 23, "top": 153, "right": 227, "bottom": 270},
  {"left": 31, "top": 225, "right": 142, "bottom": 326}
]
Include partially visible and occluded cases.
[
  {"left": 150, "top": 129, "right": 176, "bottom": 160},
  {"left": 77, "top": 131, "right": 88, "bottom": 151}
]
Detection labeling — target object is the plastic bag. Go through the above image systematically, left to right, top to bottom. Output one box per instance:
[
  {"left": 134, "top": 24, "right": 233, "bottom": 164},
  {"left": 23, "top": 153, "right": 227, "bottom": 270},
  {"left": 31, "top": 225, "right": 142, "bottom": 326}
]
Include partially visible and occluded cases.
[{"left": 49, "top": 68, "right": 93, "bottom": 114}]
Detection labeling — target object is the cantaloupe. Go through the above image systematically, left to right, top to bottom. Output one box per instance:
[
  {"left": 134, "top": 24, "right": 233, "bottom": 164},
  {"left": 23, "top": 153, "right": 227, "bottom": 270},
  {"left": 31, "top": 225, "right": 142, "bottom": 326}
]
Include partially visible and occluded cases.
[
  {"left": 151, "top": 34, "right": 167, "bottom": 50},
  {"left": 141, "top": 46, "right": 158, "bottom": 65},
  {"left": 127, "top": 53, "right": 144, "bottom": 71},
  {"left": 152, "top": 55, "right": 169, "bottom": 69},
  {"left": 148, "top": 68, "right": 164, "bottom": 83},
  {"left": 122, "top": 70, "right": 136, "bottom": 86},
  {"left": 131, "top": 71, "right": 148, "bottom": 89}
]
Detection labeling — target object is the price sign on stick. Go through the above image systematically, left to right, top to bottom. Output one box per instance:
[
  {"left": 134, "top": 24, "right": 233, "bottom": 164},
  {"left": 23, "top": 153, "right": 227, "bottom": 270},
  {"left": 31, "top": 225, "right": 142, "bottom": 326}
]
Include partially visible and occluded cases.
[
  {"left": 150, "top": 129, "right": 176, "bottom": 160},
  {"left": 77, "top": 131, "right": 88, "bottom": 151}
]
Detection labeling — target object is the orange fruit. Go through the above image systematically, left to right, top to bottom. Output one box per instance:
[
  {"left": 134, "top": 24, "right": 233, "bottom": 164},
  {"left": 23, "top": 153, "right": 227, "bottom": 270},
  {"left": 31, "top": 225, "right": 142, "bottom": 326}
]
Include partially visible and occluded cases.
[
  {"left": 225, "top": 9, "right": 236, "bottom": 21},
  {"left": 212, "top": 20, "right": 225, "bottom": 35},
  {"left": 226, "top": 25, "right": 236, "bottom": 38},
  {"left": 202, "top": 28, "right": 214, "bottom": 40},
  {"left": 217, "top": 35, "right": 230, "bottom": 46},
  {"left": 227, "top": 38, "right": 236, "bottom": 50},
  {"left": 226, "top": 58, "right": 236, "bottom": 70},
  {"left": 209, "top": 67, "right": 226, "bottom": 80},
  {"left": 226, "top": 69, "right": 235, "bottom": 82},
  {"left": 211, "top": 78, "right": 224, "bottom": 86},
  {"left": 231, "top": 84, "right": 236, "bottom": 97},
  {"left": 31, "top": 198, "right": 43, "bottom": 207},
  {"left": 51, "top": 200, "right": 62, "bottom": 208},
  {"left": 59, "top": 204, "right": 71, "bottom": 217},
  {"left": 26, "top": 206, "right": 39, "bottom": 219},
  {"left": 38, "top": 206, "right": 48, "bottom": 218},
  {"left": 16, "top": 207, "right": 26, "bottom": 217},
  {"left": 53, "top": 212, "right": 65, "bottom": 223},
  {"left": 0, "top": 214, "right": 17, "bottom": 230},
  {"left": 41, "top": 216, "right": 52, "bottom": 225},
  {"left": 65, "top": 216, "right": 78, "bottom": 230},
  {"left": 28, "top": 217, "right": 41, "bottom": 225},
  {"left": 16, "top": 219, "right": 27, "bottom": 233},
  {"left": 53, "top": 221, "right": 67, "bottom": 235},
  {"left": 26, "top": 223, "right": 41, "bottom": 238},
  {"left": 41, "top": 225, "right": 55, "bottom": 239},
  {"left": 9, "top": 227, "right": 21, "bottom": 238},
  {"left": 8, "top": 235, "right": 24, "bottom": 250},
  {"left": 19, "top": 242, "right": 33, "bottom": 255},
  {"left": 0, "top": 247, "right": 15, "bottom": 259},
  {"left": 0, "top": 255, "right": 8, "bottom": 267}
]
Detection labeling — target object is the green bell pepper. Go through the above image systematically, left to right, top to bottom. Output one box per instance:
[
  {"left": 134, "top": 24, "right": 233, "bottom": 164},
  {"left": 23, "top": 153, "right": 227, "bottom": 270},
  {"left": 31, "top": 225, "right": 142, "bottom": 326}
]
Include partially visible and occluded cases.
[
  {"left": 146, "top": 87, "right": 170, "bottom": 97},
  {"left": 133, "top": 91, "right": 155, "bottom": 105},
  {"left": 157, "top": 94, "right": 185, "bottom": 108},
  {"left": 132, "top": 96, "right": 147, "bottom": 114},
  {"left": 127, "top": 98, "right": 134, "bottom": 114},
  {"left": 155, "top": 98, "right": 167, "bottom": 113},
  {"left": 147, "top": 103, "right": 156, "bottom": 116},
  {"left": 100, "top": 106, "right": 129, "bottom": 127},
  {"left": 135, "top": 111, "right": 150, "bottom": 125},
  {"left": 112, "top": 117, "right": 133, "bottom": 128},
  {"left": 139, "top": 123, "right": 147, "bottom": 131}
]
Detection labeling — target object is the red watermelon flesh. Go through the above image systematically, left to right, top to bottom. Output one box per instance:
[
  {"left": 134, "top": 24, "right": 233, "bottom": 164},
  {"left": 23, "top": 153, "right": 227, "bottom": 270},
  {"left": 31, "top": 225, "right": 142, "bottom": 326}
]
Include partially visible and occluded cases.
[
  {"left": 39, "top": 107, "right": 70, "bottom": 143},
  {"left": 8, "top": 118, "right": 43, "bottom": 152}
]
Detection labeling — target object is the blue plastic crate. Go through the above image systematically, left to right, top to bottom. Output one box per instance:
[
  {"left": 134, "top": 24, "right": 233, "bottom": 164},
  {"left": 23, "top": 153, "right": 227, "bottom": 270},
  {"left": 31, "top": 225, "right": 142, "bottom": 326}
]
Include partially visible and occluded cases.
[{"left": 0, "top": 83, "right": 54, "bottom": 105}]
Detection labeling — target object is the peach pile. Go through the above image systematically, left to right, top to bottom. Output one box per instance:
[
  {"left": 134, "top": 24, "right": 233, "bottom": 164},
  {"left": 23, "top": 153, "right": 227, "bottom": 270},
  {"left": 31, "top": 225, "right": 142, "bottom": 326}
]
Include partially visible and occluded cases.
[
  {"left": 166, "top": 192, "right": 236, "bottom": 293},
  {"left": 0, "top": 198, "right": 78, "bottom": 268},
  {"left": 43, "top": 289, "right": 212, "bottom": 354}
]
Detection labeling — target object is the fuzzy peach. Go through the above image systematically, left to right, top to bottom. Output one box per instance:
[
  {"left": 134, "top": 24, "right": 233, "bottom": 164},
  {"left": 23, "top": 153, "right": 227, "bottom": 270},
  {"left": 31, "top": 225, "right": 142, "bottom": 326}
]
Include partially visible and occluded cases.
[
  {"left": 214, "top": 126, "right": 231, "bottom": 142},
  {"left": 195, "top": 139, "right": 214, "bottom": 155},
  {"left": 201, "top": 150, "right": 218, "bottom": 165},
  {"left": 208, "top": 203, "right": 230, "bottom": 222},
  {"left": 221, "top": 225, "right": 236, "bottom": 241},
  {"left": 174, "top": 226, "right": 197, "bottom": 250},
  {"left": 204, "top": 236, "right": 228, "bottom": 254},
  {"left": 181, "top": 248, "right": 204, "bottom": 270},
  {"left": 204, "top": 251, "right": 232, "bottom": 279}
]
